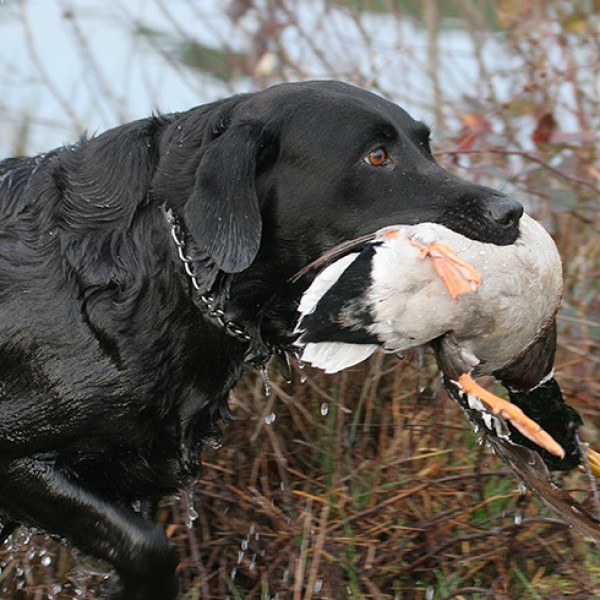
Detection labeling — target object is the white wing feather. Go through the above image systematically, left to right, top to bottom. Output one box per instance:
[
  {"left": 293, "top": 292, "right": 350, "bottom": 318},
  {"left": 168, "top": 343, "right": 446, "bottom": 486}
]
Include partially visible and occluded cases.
[
  {"left": 296, "top": 251, "right": 374, "bottom": 372},
  {"left": 296, "top": 252, "right": 360, "bottom": 319},
  {"left": 300, "top": 341, "right": 377, "bottom": 374}
]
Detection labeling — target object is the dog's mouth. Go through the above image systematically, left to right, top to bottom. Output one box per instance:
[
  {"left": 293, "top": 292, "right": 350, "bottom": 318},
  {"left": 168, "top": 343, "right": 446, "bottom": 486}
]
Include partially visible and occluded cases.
[
  {"left": 438, "top": 195, "right": 524, "bottom": 246},
  {"left": 291, "top": 203, "right": 523, "bottom": 284},
  {"left": 440, "top": 217, "right": 521, "bottom": 246}
]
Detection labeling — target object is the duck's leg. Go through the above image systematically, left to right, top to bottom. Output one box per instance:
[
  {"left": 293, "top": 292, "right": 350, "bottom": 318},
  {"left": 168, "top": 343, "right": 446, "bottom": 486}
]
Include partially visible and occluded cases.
[
  {"left": 408, "top": 240, "right": 481, "bottom": 300},
  {"left": 457, "top": 373, "right": 565, "bottom": 458}
]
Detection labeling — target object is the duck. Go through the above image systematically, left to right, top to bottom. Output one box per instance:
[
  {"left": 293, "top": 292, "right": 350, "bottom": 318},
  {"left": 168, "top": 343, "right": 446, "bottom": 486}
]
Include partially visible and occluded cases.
[{"left": 294, "top": 214, "right": 600, "bottom": 480}]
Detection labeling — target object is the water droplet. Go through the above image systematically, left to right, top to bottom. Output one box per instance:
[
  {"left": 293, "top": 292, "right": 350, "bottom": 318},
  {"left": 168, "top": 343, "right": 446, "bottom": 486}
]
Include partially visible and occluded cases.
[
  {"left": 260, "top": 366, "right": 271, "bottom": 397},
  {"left": 300, "top": 374, "right": 307, "bottom": 384},
  {"left": 320, "top": 402, "right": 329, "bottom": 416},
  {"left": 265, "top": 412, "right": 277, "bottom": 425},
  {"left": 517, "top": 482, "right": 527, "bottom": 496},
  {"left": 182, "top": 489, "right": 199, "bottom": 528},
  {"left": 187, "top": 506, "right": 199, "bottom": 527},
  {"left": 514, "top": 512, "right": 523, "bottom": 525},
  {"left": 241, "top": 538, "right": 249, "bottom": 551},
  {"left": 41, "top": 555, "right": 52, "bottom": 567}
]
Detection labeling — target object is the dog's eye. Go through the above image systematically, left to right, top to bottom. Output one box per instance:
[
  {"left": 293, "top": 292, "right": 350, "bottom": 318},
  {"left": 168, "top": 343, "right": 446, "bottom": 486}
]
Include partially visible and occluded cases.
[{"left": 365, "top": 147, "right": 388, "bottom": 167}]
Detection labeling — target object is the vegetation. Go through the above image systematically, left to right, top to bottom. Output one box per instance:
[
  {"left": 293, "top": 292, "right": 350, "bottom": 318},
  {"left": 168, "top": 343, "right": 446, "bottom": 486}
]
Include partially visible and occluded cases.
[{"left": 0, "top": 1, "right": 598, "bottom": 598}]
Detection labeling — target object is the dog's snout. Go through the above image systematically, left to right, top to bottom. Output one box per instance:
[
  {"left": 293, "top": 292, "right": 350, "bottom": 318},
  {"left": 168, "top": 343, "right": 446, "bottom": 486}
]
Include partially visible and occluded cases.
[{"left": 485, "top": 196, "right": 523, "bottom": 227}]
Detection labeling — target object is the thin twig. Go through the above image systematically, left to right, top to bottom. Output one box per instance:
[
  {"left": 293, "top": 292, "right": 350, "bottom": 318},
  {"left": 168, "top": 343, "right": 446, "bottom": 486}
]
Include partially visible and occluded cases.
[{"left": 436, "top": 147, "right": 599, "bottom": 191}]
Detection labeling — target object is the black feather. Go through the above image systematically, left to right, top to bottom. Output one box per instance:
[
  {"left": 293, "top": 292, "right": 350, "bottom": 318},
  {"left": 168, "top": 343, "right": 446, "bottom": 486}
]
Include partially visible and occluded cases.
[{"left": 298, "top": 245, "right": 379, "bottom": 345}]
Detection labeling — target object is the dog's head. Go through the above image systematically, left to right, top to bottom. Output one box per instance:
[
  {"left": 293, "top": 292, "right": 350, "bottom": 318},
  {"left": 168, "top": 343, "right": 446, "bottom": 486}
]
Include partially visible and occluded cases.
[{"left": 153, "top": 81, "right": 522, "bottom": 341}]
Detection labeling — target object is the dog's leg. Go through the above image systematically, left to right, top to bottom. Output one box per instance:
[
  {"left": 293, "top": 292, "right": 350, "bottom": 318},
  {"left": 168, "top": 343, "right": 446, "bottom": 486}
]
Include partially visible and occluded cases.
[{"left": 0, "top": 456, "right": 178, "bottom": 600}]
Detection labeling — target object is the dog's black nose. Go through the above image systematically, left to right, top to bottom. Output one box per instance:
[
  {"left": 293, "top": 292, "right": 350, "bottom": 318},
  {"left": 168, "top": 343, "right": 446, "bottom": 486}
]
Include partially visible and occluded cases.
[{"left": 485, "top": 196, "right": 523, "bottom": 227}]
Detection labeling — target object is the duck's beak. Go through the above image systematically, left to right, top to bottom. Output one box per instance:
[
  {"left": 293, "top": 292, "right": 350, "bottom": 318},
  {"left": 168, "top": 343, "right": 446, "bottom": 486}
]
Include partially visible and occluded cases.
[{"left": 457, "top": 373, "right": 565, "bottom": 458}]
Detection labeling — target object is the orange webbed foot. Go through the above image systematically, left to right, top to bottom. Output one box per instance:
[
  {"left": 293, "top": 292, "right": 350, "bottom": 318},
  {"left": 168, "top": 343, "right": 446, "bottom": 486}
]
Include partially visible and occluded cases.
[
  {"left": 409, "top": 240, "right": 481, "bottom": 300},
  {"left": 458, "top": 373, "right": 565, "bottom": 459},
  {"left": 583, "top": 446, "right": 600, "bottom": 478}
]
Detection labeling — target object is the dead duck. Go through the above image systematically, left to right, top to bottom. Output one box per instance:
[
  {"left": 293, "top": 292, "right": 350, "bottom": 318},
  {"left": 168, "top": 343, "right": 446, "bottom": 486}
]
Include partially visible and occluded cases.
[{"left": 294, "top": 214, "right": 600, "bottom": 480}]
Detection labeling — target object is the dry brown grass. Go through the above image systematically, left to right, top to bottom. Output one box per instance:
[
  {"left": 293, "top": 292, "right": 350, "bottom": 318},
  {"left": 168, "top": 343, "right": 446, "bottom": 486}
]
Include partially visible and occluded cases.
[{"left": 2, "top": 350, "right": 599, "bottom": 599}]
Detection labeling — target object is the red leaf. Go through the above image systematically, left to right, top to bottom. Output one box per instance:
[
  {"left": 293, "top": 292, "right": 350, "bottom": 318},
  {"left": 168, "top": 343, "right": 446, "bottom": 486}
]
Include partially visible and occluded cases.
[{"left": 532, "top": 113, "right": 557, "bottom": 146}]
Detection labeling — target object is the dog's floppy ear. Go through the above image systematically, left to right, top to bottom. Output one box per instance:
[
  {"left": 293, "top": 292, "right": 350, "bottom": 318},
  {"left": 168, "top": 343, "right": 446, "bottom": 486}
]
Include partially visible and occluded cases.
[{"left": 184, "top": 122, "right": 263, "bottom": 274}]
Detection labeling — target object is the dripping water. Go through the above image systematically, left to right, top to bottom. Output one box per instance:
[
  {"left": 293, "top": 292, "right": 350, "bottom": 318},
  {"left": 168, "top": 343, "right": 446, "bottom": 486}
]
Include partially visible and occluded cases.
[
  {"left": 260, "top": 366, "right": 272, "bottom": 397},
  {"left": 181, "top": 489, "right": 199, "bottom": 529}
]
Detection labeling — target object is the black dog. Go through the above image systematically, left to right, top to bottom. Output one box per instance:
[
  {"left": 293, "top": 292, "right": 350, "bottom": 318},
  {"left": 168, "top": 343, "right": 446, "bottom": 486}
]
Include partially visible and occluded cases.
[{"left": 0, "top": 81, "right": 522, "bottom": 599}]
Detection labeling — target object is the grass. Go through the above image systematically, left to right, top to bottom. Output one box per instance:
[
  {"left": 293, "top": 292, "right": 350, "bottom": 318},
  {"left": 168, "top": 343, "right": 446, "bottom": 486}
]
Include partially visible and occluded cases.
[{"left": 2, "top": 349, "right": 597, "bottom": 599}]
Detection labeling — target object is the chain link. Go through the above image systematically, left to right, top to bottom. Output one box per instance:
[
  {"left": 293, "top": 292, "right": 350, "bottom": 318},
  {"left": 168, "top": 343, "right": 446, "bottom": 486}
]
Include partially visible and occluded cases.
[{"left": 164, "top": 208, "right": 251, "bottom": 343}]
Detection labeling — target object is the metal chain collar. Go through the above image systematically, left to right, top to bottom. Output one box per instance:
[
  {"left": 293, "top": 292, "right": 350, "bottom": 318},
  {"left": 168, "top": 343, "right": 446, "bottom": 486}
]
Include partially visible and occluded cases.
[{"left": 164, "top": 207, "right": 251, "bottom": 343}]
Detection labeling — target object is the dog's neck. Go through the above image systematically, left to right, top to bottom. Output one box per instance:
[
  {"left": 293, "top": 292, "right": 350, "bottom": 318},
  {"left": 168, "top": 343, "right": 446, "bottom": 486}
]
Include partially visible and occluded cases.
[
  {"left": 163, "top": 205, "right": 276, "bottom": 372},
  {"left": 164, "top": 206, "right": 251, "bottom": 341}
]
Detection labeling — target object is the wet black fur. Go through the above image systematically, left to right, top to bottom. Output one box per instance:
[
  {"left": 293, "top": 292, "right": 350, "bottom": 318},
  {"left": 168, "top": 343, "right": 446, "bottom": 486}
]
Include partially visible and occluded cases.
[{"left": 0, "top": 81, "right": 523, "bottom": 599}]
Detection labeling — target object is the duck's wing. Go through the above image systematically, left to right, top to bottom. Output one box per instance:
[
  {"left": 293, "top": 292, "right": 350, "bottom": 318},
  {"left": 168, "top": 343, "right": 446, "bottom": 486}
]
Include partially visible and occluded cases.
[
  {"left": 296, "top": 245, "right": 380, "bottom": 346},
  {"left": 295, "top": 246, "right": 381, "bottom": 372}
]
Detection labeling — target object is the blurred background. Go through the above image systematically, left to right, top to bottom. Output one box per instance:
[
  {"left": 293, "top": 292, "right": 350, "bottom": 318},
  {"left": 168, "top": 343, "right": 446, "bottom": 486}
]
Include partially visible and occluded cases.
[{"left": 0, "top": 0, "right": 599, "bottom": 598}]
